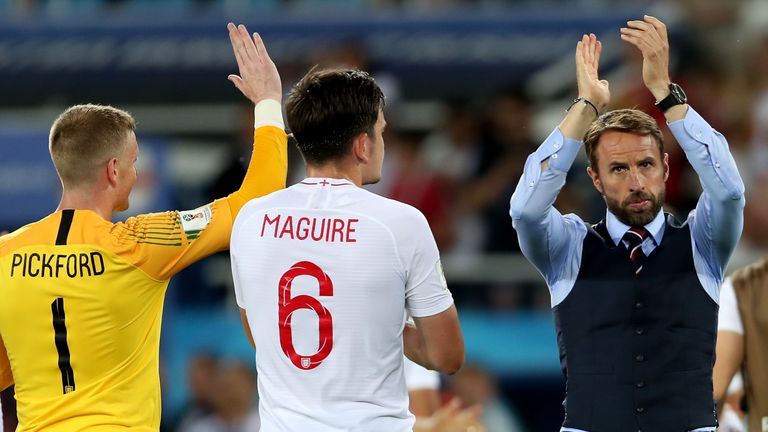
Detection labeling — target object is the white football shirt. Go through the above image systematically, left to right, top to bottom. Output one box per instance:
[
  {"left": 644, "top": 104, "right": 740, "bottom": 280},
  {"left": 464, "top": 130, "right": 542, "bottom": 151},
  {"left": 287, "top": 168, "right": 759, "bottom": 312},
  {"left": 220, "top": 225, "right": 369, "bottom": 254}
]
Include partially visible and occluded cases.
[
  {"left": 231, "top": 178, "right": 454, "bottom": 432},
  {"left": 718, "top": 277, "right": 744, "bottom": 335},
  {"left": 404, "top": 357, "right": 440, "bottom": 391}
]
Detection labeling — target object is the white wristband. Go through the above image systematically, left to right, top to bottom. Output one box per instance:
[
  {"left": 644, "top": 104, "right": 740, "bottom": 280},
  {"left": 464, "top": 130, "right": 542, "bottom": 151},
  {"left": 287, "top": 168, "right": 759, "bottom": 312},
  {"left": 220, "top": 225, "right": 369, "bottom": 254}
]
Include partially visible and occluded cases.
[{"left": 254, "top": 99, "right": 284, "bottom": 130}]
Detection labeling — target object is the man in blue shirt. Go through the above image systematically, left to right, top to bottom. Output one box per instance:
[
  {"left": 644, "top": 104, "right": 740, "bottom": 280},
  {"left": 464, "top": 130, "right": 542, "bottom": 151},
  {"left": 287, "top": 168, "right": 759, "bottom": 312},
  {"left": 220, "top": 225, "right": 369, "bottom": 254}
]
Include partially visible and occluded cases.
[{"left": 510, "top": 16, "right": 745, "bottom": 432}]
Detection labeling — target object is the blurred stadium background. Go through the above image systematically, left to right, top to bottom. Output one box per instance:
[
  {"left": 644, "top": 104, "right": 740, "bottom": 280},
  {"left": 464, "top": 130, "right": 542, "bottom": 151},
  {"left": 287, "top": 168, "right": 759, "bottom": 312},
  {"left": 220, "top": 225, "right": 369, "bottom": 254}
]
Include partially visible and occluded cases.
[{"left": 1, "top": 0, "right": 767, "bottom": 430}]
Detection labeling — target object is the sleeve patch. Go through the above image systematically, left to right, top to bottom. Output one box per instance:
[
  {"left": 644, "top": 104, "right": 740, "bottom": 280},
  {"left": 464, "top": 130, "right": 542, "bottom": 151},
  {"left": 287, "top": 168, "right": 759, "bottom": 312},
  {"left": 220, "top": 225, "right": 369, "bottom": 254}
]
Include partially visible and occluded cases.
[
  {"left": 179, "top": 205, "right": 213, "bottom": 234},
  {"left": 437, "top": 260, "right": 448, "bottom": 291}
]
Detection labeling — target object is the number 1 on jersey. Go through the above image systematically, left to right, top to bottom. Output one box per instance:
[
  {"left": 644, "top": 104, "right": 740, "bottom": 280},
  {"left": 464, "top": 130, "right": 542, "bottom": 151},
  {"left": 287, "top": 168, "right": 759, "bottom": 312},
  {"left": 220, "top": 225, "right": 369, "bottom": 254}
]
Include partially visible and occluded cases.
[
  {"left": 278, "top": 261, "right": 334, "bottom": 370},
  {"left": 51, "top": 298, "right": 75, "bottom": 394}
]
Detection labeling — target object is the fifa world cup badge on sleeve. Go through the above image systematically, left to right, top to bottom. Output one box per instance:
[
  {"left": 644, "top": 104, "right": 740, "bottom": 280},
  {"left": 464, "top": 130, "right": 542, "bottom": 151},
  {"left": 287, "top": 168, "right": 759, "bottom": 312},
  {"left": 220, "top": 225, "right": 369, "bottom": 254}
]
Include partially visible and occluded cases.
[
  {"left": 179, "top": 205, "right": 213, "bottom": 234},
  {"left": 437, "top": 260, "right": 448, "bottom": 291}
]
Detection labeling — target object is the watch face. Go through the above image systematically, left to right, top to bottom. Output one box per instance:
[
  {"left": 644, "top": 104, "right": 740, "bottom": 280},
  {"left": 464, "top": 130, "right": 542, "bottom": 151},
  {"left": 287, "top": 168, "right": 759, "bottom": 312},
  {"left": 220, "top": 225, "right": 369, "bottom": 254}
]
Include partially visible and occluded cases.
[{"left": 670, "top": 83, "right": 687, "bottom": 104}]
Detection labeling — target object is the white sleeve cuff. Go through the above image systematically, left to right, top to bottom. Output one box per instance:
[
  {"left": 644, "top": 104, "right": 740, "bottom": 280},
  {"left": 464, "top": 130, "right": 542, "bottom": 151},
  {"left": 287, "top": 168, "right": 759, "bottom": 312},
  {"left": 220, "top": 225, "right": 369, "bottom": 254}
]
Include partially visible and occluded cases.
[{"left": 254, "top": 99, "right": 284, "bottom": 130}]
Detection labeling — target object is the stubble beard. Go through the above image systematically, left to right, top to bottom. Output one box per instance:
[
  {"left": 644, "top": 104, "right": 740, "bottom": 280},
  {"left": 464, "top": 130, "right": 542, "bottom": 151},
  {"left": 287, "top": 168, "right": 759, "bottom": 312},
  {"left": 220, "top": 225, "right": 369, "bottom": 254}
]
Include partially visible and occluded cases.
[{"left": 605, "top": 189, "right": 665, "bottom": 227}]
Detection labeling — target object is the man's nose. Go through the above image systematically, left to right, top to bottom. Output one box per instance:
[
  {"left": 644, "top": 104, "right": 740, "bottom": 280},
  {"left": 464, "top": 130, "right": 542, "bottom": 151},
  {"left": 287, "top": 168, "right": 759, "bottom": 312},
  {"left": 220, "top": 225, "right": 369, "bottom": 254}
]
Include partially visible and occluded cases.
[{"left": 628, "top": 169, "right": 644, "bottom": 192}]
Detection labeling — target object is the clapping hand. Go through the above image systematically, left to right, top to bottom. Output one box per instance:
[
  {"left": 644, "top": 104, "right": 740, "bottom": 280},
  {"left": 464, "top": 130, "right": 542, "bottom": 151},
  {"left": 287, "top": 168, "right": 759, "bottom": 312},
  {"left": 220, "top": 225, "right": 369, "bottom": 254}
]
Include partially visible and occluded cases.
[
  {"left": 620, "top": 15, "right": 672, "bottom": 101},
  {"left": 575, "top": 33, "right": 610, "bottom": 113}
]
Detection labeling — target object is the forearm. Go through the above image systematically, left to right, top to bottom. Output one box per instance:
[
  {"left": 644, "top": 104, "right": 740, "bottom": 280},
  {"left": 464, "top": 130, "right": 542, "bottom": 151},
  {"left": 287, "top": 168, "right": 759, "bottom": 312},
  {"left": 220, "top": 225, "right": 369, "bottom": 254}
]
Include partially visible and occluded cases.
[
  {"left": 228, "top": 99, "right": 288, "bottom": 217},
  {"left": 559, "top": 99, "right": 600, "bottom": 142},
  {"left": 668, "top": 106, "right": 744, "bottom": 203},
  {"left": 670, "top": 107, "right": 745, "bottom": 266},
  {"left": 510, "top": 127, "right": 582, "bottom": 271},
  {"left": 510, "top": 128, "right": 581, "bottom": 218},
  {"left": 403, "top": 323, "right": 435, "bottom": 371},
  {"left": 713, "top": 331, "right": 744, "bottom": 408},
  {"left": 409, "top": 389, "right": 441, "bottom": 418}
]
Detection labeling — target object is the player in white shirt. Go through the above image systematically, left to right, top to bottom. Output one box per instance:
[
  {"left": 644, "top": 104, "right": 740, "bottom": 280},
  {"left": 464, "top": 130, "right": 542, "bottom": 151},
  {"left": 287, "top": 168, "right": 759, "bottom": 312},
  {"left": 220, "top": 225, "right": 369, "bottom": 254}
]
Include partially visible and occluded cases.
[
  {"left": 230, "top": 67, "right": 464, "bottom": 432},
  {"left": 714, "top": 259, "right": 768, "bottom": 432},
  {"left": 714, "top": 277, "right": 747, "bottom": 431},
  {"left": 406, "top": 356, "right": 441, "bottom": 417}
]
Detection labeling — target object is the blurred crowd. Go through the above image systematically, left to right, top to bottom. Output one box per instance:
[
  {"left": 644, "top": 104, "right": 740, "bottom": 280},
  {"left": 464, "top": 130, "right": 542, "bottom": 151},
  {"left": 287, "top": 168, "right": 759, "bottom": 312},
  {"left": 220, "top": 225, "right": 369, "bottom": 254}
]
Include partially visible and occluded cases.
[
  {"left": 1, "top": 0, "right": 651, "bottom": 17},
  {"left": 170, "top": 354, "right": 526, "bottom": 432},
  {"left": 172, "top": 354, "right": 260, "bottom": 432}
]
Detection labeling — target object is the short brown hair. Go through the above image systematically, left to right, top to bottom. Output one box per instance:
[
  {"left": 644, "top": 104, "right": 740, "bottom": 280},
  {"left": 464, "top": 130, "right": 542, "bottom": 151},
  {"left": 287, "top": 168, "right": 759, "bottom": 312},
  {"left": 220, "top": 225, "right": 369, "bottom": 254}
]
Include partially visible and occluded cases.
[
  {"left": 285, "top": 67, "right": 385, "bottom": 165},
  {"left": 49, "top": 104, "right": 136, "bottom": 188},
  {"left": 583, "top": 109, "right": 664, "bottom": 171}
]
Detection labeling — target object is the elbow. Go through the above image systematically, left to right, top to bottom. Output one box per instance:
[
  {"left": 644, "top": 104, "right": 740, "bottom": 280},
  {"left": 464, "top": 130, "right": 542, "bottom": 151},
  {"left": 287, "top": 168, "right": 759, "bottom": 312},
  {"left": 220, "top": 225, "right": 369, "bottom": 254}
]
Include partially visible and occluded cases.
[
  {"left": 703, "top": 179, "right": 745, "bottom": 212},
  {"left": 717, "top": 180, "right": 746, "bottom": 206},
  {"left": 724, "top": 182, "right": 745, "bottom": 204},
  {"left": 509, "top": 186, "right": 547, "bottom": 225},
  {"left": 509, "top": 188, "right": 528, "bottom": 222},
  {"left": 714, "top": 189, "right": 746, "bottom": 211},
  {"left": 734, "top": 192, "right": 746, "bottom": 209},
  {"left": 509, "top": 197, "right": 531, "bottom": 223},
  {"left": 509, "top": 204, "right": 524, "bottom": 222},
  {"left": 510, "top": 204, "right": 541, "bottom": 229},
  {"left": 430, "top": 346, "right": 465, "bottom": 375},
  {"left": 442, "top": 353, "right": 465, "bottom": 376}
]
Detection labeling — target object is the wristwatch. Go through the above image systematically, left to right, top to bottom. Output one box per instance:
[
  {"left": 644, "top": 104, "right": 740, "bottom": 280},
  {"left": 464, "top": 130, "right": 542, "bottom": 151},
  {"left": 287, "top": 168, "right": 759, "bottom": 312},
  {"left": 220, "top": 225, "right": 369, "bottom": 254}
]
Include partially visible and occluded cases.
[{"left": 655, "top": 83, "right": 687, "bottom": 113}]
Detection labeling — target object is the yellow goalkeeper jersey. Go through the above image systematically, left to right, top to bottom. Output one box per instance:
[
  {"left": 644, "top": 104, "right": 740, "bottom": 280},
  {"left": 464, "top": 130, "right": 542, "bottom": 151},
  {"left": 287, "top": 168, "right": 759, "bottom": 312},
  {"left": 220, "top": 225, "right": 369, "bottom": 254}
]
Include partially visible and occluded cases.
[{"left": 0, "top": 124, "right": 286, "bottom": 431}]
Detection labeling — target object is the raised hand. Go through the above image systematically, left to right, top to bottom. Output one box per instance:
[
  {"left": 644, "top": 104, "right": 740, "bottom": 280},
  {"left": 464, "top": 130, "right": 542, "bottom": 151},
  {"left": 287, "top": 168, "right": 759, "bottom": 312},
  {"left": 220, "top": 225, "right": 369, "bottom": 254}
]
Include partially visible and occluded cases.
[
  {"left": 620, "top": 15, "right": 671, "bottom": 101},
  {"left": 227, "top": 23, "right": 283, "bottom": 104},
  {"left": 575, "top": 33, "right": 610, "bottom": 112}
]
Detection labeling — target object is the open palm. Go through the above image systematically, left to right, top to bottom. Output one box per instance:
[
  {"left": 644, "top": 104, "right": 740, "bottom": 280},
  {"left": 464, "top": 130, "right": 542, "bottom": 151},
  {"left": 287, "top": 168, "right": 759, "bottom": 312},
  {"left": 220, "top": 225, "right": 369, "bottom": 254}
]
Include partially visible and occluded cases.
[{"left": 575, "top": 33, "right": 610, "bottom": 111}]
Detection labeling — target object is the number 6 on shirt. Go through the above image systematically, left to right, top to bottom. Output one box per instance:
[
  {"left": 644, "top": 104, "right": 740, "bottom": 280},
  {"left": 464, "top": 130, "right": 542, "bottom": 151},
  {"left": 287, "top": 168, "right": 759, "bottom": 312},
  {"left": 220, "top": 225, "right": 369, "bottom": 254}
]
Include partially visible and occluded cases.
[{"left": 278, "top": 261, "right": 334, "bottom": 370}]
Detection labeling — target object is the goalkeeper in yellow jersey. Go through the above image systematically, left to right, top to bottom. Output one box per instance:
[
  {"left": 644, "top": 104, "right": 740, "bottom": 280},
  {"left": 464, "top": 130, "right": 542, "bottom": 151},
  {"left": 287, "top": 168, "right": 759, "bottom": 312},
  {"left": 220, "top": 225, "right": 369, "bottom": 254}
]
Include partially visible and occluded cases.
[{"left": 0, "top": 23, "right": 286, "bottom": 431}]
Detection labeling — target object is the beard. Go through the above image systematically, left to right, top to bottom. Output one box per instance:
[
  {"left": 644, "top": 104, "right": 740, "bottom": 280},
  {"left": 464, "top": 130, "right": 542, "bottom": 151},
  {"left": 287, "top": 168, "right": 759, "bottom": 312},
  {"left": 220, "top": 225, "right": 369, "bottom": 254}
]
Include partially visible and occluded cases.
[{"left": 605, "top": 189, "right": 665, "bottom": 227}]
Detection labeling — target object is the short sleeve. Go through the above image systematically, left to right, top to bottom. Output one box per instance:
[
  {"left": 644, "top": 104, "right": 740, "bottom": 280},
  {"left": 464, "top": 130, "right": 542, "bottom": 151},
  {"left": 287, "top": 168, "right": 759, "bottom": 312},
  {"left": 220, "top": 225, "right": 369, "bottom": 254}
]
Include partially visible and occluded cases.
[
  {"left": 399, "top": 209, "right": 454, "bottom": 318},
  {"left": 718, "top": 278, "right": 743, "bottom": 335}
]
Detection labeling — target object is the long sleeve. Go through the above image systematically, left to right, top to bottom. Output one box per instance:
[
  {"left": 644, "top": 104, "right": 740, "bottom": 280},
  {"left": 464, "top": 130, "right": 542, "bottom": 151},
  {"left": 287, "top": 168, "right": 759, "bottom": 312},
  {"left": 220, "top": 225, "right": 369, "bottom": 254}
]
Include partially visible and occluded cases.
[
  {"left": 228, "top": 99, "right": 288, "bottom": 218},
  {"left": 112, "top": 100, "right": 288, "bottom": 281},
  {"left": 668, "top": 107, "right": 745, "bottom": 285},
  {"left": 509, "top": 128, "right": 588, "bottom": 306}
]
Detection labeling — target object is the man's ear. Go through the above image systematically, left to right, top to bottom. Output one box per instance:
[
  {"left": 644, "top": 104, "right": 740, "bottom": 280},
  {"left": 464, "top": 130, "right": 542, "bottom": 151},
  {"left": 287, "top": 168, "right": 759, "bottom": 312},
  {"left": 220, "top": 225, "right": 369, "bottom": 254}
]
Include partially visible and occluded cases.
[
  {"left": 352, "top": 132, "right": 370, "bottom": 164},
  {"left": 663, "top": 152, "right": 670, "bottom": 182},
  {"left": 106, "top": 158, "right": 120, "bottom": 187},
  {"left": 587, "top": 166, "right": 604, "bottom": 195}
]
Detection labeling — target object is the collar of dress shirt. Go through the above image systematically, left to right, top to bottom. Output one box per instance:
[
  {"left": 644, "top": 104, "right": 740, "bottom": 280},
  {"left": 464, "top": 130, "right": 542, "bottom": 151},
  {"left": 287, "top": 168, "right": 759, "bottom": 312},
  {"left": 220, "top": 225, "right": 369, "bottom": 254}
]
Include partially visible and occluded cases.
[{"left": 605, "top": 208, "right": 665, "bottom": 247}]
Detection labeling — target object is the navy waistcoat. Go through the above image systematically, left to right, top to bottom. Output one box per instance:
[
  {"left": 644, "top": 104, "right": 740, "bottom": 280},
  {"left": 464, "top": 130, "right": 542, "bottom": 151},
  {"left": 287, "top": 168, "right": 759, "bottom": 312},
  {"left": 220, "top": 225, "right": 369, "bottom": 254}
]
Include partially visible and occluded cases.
[{"left": 553, "top": 215, "right": 718, "bottom": 432}]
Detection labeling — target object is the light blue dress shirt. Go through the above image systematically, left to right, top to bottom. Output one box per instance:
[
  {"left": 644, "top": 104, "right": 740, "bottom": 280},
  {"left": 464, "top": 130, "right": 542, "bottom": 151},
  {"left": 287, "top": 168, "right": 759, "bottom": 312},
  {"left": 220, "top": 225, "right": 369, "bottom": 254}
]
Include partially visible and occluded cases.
[{"left": 509, "top": 106, "right": 745, "bottom": 432}]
